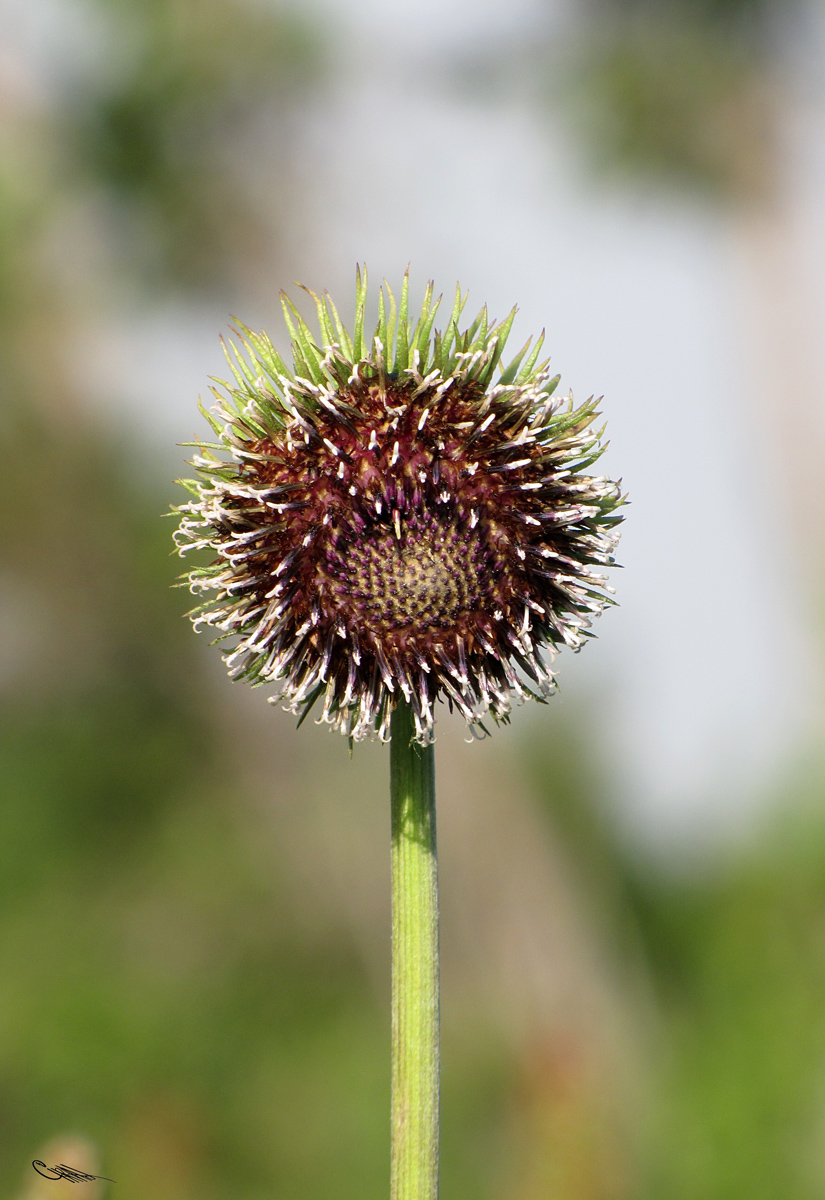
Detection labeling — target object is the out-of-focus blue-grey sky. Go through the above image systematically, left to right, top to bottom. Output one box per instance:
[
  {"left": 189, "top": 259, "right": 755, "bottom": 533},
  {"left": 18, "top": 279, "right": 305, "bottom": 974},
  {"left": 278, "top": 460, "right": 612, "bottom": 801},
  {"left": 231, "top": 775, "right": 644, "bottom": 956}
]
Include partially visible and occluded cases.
[{"left": 4, "top": 0, "right": 825, "bottom": 847}]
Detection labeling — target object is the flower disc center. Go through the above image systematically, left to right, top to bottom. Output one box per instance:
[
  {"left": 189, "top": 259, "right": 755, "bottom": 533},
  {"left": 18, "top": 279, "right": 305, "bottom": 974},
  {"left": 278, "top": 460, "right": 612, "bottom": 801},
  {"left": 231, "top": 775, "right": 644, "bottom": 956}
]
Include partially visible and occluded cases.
[{"left": 336, "top": 515, "right": 485, "bottom": 633}]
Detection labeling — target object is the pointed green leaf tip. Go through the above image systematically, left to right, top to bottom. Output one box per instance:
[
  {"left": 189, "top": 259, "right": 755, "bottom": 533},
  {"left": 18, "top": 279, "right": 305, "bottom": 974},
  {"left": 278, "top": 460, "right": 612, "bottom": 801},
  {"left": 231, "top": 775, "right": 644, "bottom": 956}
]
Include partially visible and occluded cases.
[{"left": 214, "top": 266, "right": 534, "bottom": 412}]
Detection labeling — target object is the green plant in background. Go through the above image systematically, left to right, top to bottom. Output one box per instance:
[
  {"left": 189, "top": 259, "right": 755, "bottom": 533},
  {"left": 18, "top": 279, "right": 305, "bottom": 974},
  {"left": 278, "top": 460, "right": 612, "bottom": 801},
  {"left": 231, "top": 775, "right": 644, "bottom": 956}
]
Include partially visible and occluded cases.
[
  {"left": 65, "top": 0, "right": 319, "bottom": 289},
  {"left": 573, "top": 0, "right": 791, "bottom": 200},
  {"left": 174, "top": 268, "right": 624, "bottom": 1196},
  {"left": 525, "top": 721, "right": 825, "bottom": 1200}
]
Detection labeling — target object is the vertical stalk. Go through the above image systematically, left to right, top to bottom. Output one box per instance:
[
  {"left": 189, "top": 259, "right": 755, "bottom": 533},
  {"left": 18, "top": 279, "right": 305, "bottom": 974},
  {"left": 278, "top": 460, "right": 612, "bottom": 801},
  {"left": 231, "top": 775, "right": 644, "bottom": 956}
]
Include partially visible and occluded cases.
[{"left": 390, "top": 700, "right": 439, "bottom": 1200}]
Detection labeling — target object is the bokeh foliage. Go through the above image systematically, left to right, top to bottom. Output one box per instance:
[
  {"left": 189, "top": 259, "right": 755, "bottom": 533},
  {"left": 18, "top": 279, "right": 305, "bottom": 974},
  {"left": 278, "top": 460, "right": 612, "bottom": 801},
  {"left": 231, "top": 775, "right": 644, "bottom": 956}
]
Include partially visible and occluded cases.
[
  {"left": 67, "top": 0, "right": 317, "bottom": 288},
  {"left": 573, "top": 0, "right": 793, "bottom": 199},
  {"left": 529, "top": 722, "right": 825, "bottom": 1200}
]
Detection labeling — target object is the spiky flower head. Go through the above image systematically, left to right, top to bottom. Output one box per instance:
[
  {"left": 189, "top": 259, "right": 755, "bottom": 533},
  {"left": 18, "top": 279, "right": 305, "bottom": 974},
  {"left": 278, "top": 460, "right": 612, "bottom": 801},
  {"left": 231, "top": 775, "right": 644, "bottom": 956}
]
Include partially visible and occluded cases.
[{"left": 174, "top": 268, "right": 624, "bottom": 744}]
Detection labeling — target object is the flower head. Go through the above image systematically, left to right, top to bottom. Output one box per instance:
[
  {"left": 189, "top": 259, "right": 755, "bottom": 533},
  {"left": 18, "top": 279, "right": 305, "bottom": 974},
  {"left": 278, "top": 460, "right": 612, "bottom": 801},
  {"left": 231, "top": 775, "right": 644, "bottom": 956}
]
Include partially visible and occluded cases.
[{"left": 175, "top": 268, "right": 624, "bottom": 743}]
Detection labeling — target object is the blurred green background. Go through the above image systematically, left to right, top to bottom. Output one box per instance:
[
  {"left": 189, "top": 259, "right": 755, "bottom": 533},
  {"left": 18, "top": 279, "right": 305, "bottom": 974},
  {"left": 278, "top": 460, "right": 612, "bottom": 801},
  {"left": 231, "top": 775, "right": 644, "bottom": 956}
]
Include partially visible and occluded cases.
[{"left": 2, "top": 0, "right": 825, "bottom": 1197}]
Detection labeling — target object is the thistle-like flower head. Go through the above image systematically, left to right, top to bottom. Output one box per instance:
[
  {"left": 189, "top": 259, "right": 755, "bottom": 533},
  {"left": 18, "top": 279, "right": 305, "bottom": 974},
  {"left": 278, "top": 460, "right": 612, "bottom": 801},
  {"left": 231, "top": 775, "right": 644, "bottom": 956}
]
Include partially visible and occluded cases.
[{"left": 175, "top": 269, "right": 624, "bottom": 743}]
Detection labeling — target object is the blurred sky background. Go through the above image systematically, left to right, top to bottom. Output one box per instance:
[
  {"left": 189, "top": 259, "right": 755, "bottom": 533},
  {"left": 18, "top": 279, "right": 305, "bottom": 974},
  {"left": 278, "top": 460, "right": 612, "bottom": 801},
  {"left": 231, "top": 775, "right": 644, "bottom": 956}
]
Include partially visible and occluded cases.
[{"left": 2, "top": 0, "right": 825, "bottom": 1197}]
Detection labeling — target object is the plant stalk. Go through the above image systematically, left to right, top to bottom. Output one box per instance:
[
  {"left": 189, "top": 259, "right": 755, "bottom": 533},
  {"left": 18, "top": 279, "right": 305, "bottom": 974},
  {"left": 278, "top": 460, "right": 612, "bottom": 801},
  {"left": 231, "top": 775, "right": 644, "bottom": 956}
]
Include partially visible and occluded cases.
[{"left": 390, "top": 700, "right": 439, "bottom": 1200}]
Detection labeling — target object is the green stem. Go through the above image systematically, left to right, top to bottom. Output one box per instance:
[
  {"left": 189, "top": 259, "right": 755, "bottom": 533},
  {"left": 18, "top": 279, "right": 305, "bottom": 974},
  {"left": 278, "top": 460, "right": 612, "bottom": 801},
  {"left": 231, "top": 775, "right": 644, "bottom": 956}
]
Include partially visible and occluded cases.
[{"left": 390, "top": 700, "right": 439, "bottom": 1200}]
